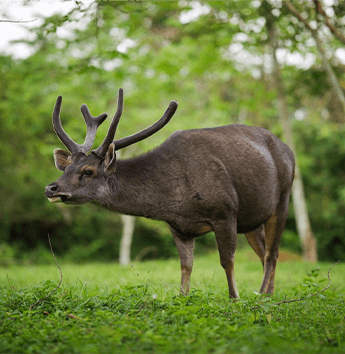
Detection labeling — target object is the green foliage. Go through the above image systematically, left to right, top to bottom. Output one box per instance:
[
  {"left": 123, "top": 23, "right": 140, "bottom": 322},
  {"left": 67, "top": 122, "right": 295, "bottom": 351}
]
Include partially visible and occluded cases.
[
  {"left": 0, "top": 1, "right": 345, "bottom": 262},
  {"left": 4, "top": 208, "right": 177, "bottom": 264},
  {"left": 0, "top": 243, "right": 16, "bottom": 267},
  {"left": 0, "top": 252, "right": 344, "bottom": 353}
]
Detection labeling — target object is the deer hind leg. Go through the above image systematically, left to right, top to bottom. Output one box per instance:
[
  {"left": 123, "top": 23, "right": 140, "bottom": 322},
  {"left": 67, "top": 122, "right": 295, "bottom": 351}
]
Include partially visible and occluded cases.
[
  {"left": 259, "top": 193, "right": 290, "bottom": 294},
  {"left": 214, "top": 217, "right": 239, "bottom": 299},
  {"left": 245, "top": 224, "right": 265, "bottom": 267},
  {"left": 171, "top": 229, "right": 195, "bottom": 296}
]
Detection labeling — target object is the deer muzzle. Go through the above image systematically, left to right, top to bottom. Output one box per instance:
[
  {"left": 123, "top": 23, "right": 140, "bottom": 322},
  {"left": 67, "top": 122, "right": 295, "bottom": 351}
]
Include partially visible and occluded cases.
[{"left": 45, "top": 183, "right": 72, "bottom": 203}]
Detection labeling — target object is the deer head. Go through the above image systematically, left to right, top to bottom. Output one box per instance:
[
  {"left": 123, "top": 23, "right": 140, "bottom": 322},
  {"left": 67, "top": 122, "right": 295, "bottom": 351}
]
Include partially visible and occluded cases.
[{"left": 45, "top": 88, "right": 178, "bottom": 204}]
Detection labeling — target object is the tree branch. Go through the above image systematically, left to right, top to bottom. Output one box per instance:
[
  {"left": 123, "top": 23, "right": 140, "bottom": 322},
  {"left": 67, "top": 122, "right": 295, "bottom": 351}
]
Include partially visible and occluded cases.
[
  {"left": 284, "top": 0, "right": 345, "bottom": 114},
  {"left": 313, "top": 0, "right": 345, "bottom": 45},
  {"left": 283, "top": 1, "right": 313, "bottom": 31},
  {"left": 0, "top": 19, "right": 37, "bottom": 23}
]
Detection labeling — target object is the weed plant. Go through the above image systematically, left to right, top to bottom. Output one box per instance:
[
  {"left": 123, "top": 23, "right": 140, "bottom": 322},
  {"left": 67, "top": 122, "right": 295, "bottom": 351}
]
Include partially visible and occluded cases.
[{"left": 0, "top": 249, "right": 344, "bottom": 354}]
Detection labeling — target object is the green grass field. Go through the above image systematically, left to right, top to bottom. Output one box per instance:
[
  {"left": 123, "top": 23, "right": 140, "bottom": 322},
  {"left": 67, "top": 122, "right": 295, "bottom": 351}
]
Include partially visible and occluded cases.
[{"left": 1, "top": 248, "right": 344, "bottom": 354}]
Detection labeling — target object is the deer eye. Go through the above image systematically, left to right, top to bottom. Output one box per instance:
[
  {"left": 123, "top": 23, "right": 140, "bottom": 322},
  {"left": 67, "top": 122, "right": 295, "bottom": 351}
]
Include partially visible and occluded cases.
[{"left": 83, "top": 170, "right": 93, "bottom": 176}]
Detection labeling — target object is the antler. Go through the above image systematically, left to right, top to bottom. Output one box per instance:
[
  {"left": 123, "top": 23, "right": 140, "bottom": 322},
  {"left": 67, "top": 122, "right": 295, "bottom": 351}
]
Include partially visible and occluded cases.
[
  {"left": 53, "top": 88, "right": 178, "bottom": 158},
  {"left": 93, "top": 88, "right": 124, "bottom": 157},
  {"left": 52, "top": 96, "right": 108, "bottom": 155},
  {"left": 113, "top": 100, "right": 178, "bottom": 151},
  {"left": 80, "top": 105, "right": 108, "bottom": 153}
]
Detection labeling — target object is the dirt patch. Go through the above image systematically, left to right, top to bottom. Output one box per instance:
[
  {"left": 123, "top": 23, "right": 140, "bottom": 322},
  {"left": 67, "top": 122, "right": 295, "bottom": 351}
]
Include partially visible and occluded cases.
[
  {"left": 245, "top": 249, "right": 302, "bottom": 262},
  {"left": 278, "top": 250, "right": 302, "bottom": 262}
]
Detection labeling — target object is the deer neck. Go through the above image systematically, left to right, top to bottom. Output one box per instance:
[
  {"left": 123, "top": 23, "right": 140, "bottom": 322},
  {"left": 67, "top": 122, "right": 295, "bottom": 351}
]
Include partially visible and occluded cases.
[{"left": 95, "top": 154, "right": 166, "bottom": 219}]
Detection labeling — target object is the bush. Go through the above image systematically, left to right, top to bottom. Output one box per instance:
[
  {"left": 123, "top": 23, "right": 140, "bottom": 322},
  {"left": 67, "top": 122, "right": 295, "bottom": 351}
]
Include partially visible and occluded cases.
[{"left": 0, "top": 243, "right": 16, "bottom": 266}]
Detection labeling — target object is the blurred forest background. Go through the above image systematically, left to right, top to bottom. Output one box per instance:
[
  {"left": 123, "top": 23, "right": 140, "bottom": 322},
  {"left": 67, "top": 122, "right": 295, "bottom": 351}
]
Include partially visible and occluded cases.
[{"left": 0, "top": 0, "right": 345, "bottom": 265}]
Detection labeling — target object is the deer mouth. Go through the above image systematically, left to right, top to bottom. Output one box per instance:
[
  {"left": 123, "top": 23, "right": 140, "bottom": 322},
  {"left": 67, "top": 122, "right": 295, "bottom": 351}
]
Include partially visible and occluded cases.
[{"left": 48, "top": 193, "right": 72, "bottom": 203}]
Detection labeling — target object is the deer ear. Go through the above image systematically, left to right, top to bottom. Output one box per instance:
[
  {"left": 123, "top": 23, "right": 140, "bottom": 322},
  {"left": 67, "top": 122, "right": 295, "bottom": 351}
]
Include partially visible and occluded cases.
[
  {"left": 104, "top": 143, "right": 117, "bottom": 175},
  {"left": 54, "top": 149, "right": 72, "bottom": 172}
]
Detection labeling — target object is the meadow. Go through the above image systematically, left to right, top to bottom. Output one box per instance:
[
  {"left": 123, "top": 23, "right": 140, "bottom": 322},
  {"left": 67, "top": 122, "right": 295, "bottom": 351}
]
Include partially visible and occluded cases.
[{"left": 1, "top": 248, "right": 344, "bottom": 354}]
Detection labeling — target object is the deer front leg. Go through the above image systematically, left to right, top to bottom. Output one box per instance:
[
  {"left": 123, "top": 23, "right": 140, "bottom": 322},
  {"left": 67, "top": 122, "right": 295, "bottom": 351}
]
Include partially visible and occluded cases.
[
  {"left": 214, "top": 218, "right": 239, "bottom": 299},
  {"left": 171, "top": 229, "right": 195, "bottom": 296}
]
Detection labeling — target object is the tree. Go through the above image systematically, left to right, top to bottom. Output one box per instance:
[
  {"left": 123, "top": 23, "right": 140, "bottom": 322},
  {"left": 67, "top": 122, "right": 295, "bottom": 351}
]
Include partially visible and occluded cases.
[
  {"left": 284, "top": 0, "right": 345, "bottom": 113},
  {"left": 262, "top": 2, "right": 318, "bottom": 262}
]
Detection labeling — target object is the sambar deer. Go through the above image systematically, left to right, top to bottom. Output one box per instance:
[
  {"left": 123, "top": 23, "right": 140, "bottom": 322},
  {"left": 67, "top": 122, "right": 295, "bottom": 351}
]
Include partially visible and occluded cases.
[{"left": 45, "top": 88, "right": 295, "bottom": 299}]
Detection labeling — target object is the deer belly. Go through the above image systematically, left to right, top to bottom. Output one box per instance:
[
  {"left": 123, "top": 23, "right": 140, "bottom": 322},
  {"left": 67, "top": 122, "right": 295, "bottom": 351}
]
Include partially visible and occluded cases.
[
  {"left": 167, "top": 220, "right": 213, "bottom": 236},
  {"left": 196, "top": 223, "right": 213, "bottom": 235}
]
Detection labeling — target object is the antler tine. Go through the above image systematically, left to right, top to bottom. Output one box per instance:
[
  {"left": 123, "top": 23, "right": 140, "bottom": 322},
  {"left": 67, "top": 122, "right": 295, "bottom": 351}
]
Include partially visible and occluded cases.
[
  {"left": 93, "top": 88, "right": 124, "bottom": 158},
  {"left": 52, "top": 96, "right": 80, "bottom": 155},
  {"left": 52, "top": 96, "right": 108, "bottom": 155},
  {"left": 114, "top": 100, "right": 178, "bottom": 151},
  {"left": 79, "top": 105, "right": 108, "bottom": 154}
]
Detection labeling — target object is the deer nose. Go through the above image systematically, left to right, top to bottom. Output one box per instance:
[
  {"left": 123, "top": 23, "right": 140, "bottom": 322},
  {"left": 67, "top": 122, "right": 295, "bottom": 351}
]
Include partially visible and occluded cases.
[{"left": 45, "top": 183, "right": 59, "bottom": 196}]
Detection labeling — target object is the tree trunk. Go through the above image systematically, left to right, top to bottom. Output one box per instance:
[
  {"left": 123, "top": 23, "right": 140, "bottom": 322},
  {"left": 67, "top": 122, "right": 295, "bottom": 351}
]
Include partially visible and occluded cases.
[
  {"left": 265, "top": 5, "right": 318, "bottom": 262},
  {"left": 238, "top": 107, "right": 248, "bottom": 124},
  {"left": 116, "top": 149, "right": 136, "bottom": 265},
  {"left": 291, "top": 166, "right": 318, "bottom": 262},
  {"left": 119, "top": 214, "right": 135, "bottom": 265}
]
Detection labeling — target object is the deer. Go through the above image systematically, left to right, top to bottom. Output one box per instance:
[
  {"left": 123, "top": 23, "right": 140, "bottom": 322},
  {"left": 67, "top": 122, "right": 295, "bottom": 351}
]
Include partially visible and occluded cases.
[{"left": 45, "top": 88, "right": 295, "bottom": 299}]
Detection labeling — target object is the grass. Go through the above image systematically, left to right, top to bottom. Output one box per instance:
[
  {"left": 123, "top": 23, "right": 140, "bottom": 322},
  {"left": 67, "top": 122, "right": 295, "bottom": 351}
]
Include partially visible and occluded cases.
[{"left": 0, "top": 247, "right": 344, "bottom": 354}]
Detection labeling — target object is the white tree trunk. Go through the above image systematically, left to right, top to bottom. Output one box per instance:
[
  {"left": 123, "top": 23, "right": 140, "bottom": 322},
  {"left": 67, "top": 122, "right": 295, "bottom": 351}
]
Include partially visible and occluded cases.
[
  {"left": 238, "top": 107, "right": 248, "bottom": 124},
  {"left": 116, "top": 149, "right": 136, "bottom": 265},
  {"left": 291, "top": 166, "right": 318, "bottom": 262},
  {"left": 119, "top": 214, "right": 135, "bottom": 265}
]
